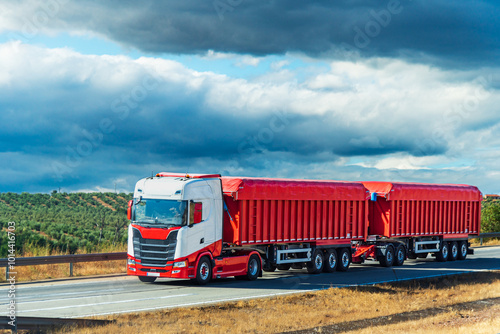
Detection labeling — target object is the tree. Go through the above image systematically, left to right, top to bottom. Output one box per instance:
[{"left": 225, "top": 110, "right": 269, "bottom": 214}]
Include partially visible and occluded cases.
[
  {"left": 482, "top": 199, "right": 500, "bottom": 233},
  {"left": 95, "top": 213, "right": 106, "bottom": 244},
  {"left": 112, "top": 218, "right": 127, "bottom": 246}
]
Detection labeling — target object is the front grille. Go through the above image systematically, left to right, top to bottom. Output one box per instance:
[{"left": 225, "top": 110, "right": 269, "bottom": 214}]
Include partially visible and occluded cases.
[
  {"left": 133, "top": 228, "right": 178, "bottom": 267},
  {"left": 139, "top": 268, "right": 169, "bottom": 273}
]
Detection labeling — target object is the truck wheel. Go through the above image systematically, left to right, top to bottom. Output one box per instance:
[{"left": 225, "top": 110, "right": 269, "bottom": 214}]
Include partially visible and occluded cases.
[
  {"left": 435, "top": 241, "right": 449, "bottom": 262},
  {"left": 448, "top": 241, "right": 458, "bottom": 261},
  {"left": 457, "top": 241, "right": 468, "bottom": 260},
  {"left": 379, "top": 245, "right": 394, "bottom": 267},
  {"left": 394, "top": 245, "right": 405, "bottom": 266},
  {"left": 336, "top": 248, "right": 351, "bottom": 272},
  {"left": 307, "top": 249, "right": 324, "bottom": 274},
  {"left": 323, "top": 249, "right": 337, "bottom": 273},
  {"left": 246, "top": 254, "right": 261, "bottom": 280},
  {"left": 195, "top": 256, "right": 212, "bottom": 285},
  {"left": 263, "top": 264, "right": 277, "bottom": 272},
  {"left": 277, "top": 264, "right": 291, "bottom": 271},
  {"left": 138, "top": 276, "right": 157, "bottom": 283}
]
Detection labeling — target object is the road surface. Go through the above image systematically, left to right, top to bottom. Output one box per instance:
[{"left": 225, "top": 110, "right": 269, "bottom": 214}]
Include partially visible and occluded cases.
[{"left": 1, "top": 246, "right": 499, "bottom": 318}]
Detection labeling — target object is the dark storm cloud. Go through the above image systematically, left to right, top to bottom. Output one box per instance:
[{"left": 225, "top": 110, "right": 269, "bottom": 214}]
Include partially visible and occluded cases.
[{"left": 35, "top": 0, "right": 500, "bottom": 66}]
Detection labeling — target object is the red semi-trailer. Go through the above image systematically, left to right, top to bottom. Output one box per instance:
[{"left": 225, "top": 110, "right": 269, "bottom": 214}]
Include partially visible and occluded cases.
[
  {"left": 126, "top": 173, "right": 481, "bottom": 284},
  {"left": 221, "top": 177, "right": 369, "bottom": 273},
  {"left": 352, "top": 182, "right": 482, "bottom": 266}
]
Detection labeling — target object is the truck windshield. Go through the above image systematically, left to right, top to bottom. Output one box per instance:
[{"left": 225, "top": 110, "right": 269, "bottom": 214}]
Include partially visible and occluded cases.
[{"left": 133, "top": 199, "right": 187, "bottom": 227}]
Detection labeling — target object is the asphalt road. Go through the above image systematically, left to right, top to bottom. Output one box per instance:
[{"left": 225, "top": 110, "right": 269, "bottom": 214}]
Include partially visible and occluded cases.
[{"left": 1, "top": 246, "right": 499, "bottom": 319}]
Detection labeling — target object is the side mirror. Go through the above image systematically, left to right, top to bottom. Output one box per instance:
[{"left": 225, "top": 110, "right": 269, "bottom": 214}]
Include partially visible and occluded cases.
[
  {"left": 127, "top": 200, "right": 133, "bottom": 220},
  {"left": 189, "top": 201, "right": 203, "bottom": 227}
]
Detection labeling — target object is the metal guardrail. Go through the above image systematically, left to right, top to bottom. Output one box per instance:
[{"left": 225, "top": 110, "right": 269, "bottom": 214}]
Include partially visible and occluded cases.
[
  {"left": 468, "top": 232, "right": 500, "bottom": 245},
  {"left": 469, "top": 232, "right": 500, "bottom": 238},
  {"left": 1, "top": 252, "right": 127, "bottom": 280},
  {"left": 0, "top": 316, "right": 114, "bottom": 333}
]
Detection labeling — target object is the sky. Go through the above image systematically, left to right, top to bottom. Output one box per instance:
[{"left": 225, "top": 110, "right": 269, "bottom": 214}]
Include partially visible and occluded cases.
[{"left": 0, "top": 0, "right": 499, "bottom": 194}]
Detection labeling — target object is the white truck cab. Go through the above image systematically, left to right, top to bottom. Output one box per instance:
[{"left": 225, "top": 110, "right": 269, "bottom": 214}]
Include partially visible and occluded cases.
[{"left": 127, "top": 174, "right": 225, "bottom": 283}]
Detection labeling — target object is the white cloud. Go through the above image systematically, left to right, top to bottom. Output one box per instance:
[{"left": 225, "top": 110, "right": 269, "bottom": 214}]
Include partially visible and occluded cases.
[
  {"left": 1, "top": 42, "right": 500, "bottom": 193},
  {"left": 235, "top": 56, "right": 261, "bottom": 67},
  {"left": 270, "top": 60, "right": 290, "bottom": 70}
]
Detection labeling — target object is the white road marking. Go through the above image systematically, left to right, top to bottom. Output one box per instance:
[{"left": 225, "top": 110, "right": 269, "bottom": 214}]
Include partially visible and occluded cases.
[
  {"left": 0, "top": 276, "right": 129, "bottom": 290},
  {"left": 0, "top": 288, "right": 125, "bottom": 304},
  {"left": 73, "top": 290, "right": 313, "bottom": 317},
  {"left": 17, "top": 293, "right": 194, "bottom": 313}
]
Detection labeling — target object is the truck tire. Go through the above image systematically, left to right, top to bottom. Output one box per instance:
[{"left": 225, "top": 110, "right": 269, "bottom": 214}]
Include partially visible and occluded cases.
[
  {"left": 435, "top": 241, "right": 449, "bottom": 262},
  {"left": 448, "top": 241, "right": 458, "bottom": 261},
  {"left": 458, "top": 241, "right": 468, "bottom": 260},
  {"left": 379, "top": 245, "right": 394, "bottom": 267},
  {"left": 394, "top": 245, "right": 405, "bottom": 266},
  {"left": 336, "top": 248, "right": 351, "bottom": 272},
  {"left": 307, "top": 249, "right": 324, "bottom": 274},
  {"left": 323, "top": 249, "right": 337, "bottom": 273},
  {"left": 245, "top": 254, "right": 261, "bottom": 280},
  {"left": 195, "top": 256, "right": 212, "bottom": 285},
  {"left": 263, "top": 264, "right": 277, "bottom": 272},
  {"left": 277, "top": 264, "right": 291, "bottom": 271},
  {"left": 138, "top": 276, "right": 157, "bottom": 283}
]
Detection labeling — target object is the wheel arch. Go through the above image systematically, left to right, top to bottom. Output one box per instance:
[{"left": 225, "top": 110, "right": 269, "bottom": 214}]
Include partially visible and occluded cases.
[{"left": 194, "top": 251, "right": 214, "bottom": 276}]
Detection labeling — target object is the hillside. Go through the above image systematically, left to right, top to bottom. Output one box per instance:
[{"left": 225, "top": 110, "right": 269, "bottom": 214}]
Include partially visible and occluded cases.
[{"left": 0, "top": 192, "right": 132, "bottom": 257}]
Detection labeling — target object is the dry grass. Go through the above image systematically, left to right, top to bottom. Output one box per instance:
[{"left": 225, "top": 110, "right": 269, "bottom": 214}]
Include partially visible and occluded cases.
[
  {"left": 470, "top": 238, "right": 500, "bottom": 247},
  {"left": 0, "top": 244, "right": 126, "bottom": 283},
  {"left": 52, "top": 271, "right": 500, "bottom": 334},
  {"left": 347, "top": 306, "right": 500, "bottom": 334}
]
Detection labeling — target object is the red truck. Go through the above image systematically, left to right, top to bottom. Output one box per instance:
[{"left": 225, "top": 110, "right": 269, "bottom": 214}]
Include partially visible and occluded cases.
[{"left": 126, "top": 173, "right": 481, "bottom": 284}]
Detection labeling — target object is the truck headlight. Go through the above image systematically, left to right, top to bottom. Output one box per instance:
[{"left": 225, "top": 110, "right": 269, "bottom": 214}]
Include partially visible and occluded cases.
[
  {"left": 128, "top": 259, "right": 136, "bottom": 266},
  {"left": 173, "top": 260, "right": 187, "bottom": 268}
]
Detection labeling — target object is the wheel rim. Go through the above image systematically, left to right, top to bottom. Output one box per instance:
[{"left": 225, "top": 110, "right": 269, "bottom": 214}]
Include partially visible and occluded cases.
[
  {"left": 460, "top": 243, "right": 467, "bottom": 257},
  {"left": 452, "top": 244, "right": 458, "bottom": 257},
  {"left": 442, "top": 245, "right": 448, "bottom": 258},
  {"left": 397, "top": 248, "right": 404, "bottom": 263},
  {"left": 387, "top": 249, "right": 393, "bottom": 263},
  {"left": 342, "top": 252, "right": 349, "bottom": 267},
  {"left": 329, "top": 253, "right": 336, "bottom": 268},
  {"left": 315, "top": 254, "right": 323, "bottom": 270},
  {"left": 249, "top": 258, "right": 258, "bottom": 276},
  {"left": 200, "top": 262, "right": 209, "bottom": 280}
]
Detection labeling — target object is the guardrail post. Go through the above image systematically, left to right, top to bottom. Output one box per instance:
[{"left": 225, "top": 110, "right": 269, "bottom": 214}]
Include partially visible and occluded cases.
[
  {"left": 480, "top": 238, "right": 483, "bottom": 246},
  {"left": 70, "top": 262, "right": 73, "bottom": 277},
  {"left": 5, "top": 265, "right": 8, "bottom": 281}
]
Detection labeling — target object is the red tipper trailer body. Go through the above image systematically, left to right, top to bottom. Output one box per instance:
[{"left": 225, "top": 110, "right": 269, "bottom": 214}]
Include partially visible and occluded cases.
[
  {"left": 221, "top": 177, "right": 370, "bottom": 246},
  {"left": 352, "top": 181, "right": 482, "bottom": 265},
  {"left": 362, "top": 181, "right": 481, "bottom": 238}
]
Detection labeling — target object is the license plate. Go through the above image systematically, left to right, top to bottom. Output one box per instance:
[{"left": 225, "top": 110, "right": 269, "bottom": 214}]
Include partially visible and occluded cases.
[{"left": 147, "top": 272, "right": 160, "bottom": 277}]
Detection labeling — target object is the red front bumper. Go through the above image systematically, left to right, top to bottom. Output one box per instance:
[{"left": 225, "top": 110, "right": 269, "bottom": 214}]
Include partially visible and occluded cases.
[{"left": 127, "top": 256, "right": 196, "bottom": 279}]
